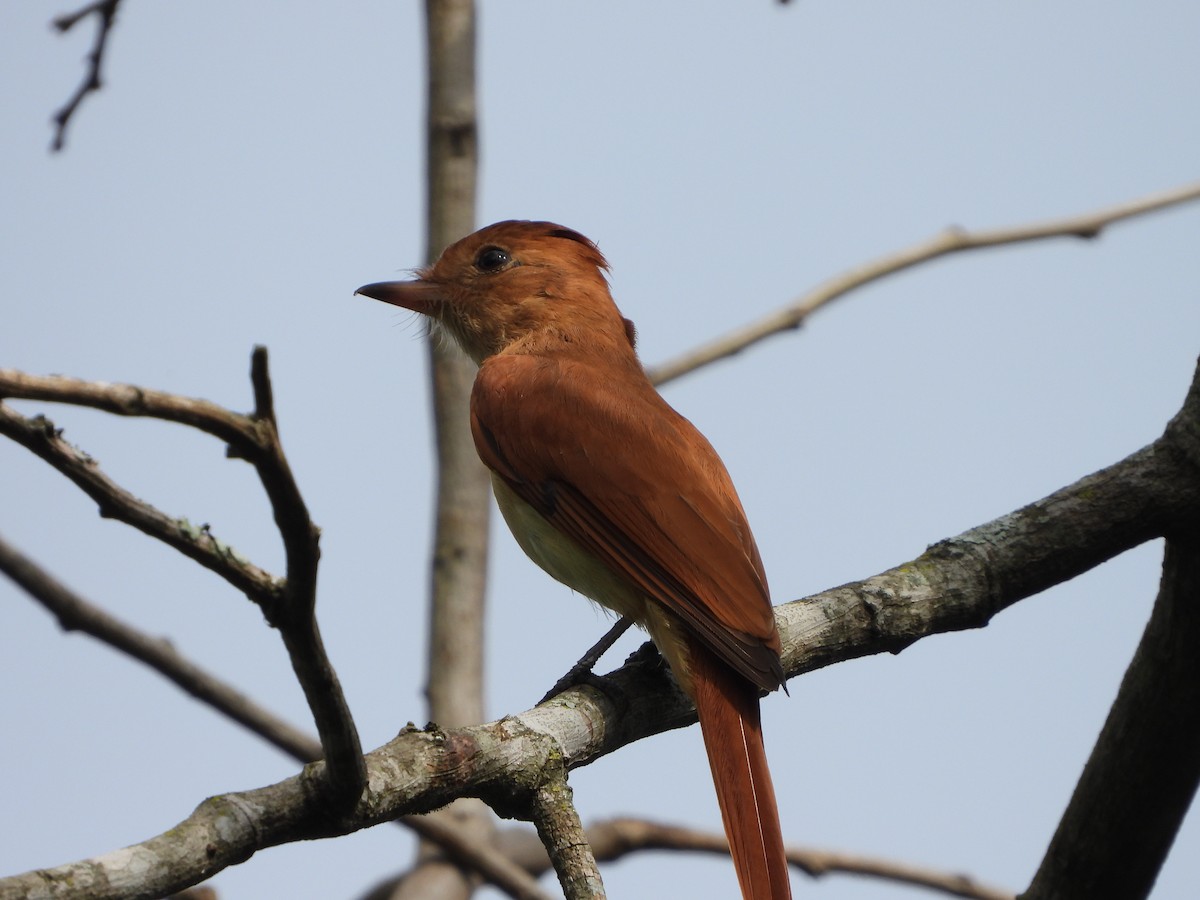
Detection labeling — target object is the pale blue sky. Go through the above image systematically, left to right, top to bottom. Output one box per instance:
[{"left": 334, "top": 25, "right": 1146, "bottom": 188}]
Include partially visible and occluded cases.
[{"left": 3, "top": 2, "right": 1199, "bottom": 898}]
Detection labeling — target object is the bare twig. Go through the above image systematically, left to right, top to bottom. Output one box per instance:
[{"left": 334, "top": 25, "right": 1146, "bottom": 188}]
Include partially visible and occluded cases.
[
  {"left": 50, "top": 0, "right": 123, "bottom": 151},
  {"left": 647, "top": 181, "right": 1200, "bottom": 385},
  {"left": 240, "top": 349, "right": 364, "bottom": 801},
  {"left": 0, "top": 352, "right": 365, "bottom": 801},
  {"left": 0, "top": 368, "right": 262, "bottom": 444},
  {"left": 0, "top": 401, "right": 279, "bottom": 602},
  {"left": 0, "top": 520, "right": 549, "bottom": 899},
  {"left": 0, "top": 532, "right": 318, "bottom": 760},
  {"left": 404, "top": 813, "right": 558, "bottom": 900},
  {"left": 496, "top": 817, "right": 1015, "bottom": 900},
  {"left": 576, "top": 819, "right": 1012, "bottom": 900}
]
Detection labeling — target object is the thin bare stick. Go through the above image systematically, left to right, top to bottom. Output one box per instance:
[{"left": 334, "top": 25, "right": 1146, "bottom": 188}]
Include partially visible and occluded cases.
[
  {"left": 50, "top": 0, "right": 123, "bottom": 151},
  {"left": 647, "top": 181, "right": 1200, "bottom": 385},
  {"left": 237, "top": 349, "right": 365, "bottom": 799},
  {"left": 0, "top": 352, "right": 365, "bottom": 800},
  {"left": 0, "top": 368, "right": 265, "bottom": 446},
  {"left": 0, "top": 402, "right": 278, "bottom": 602},
  {"left": 0, "top": 529, "right": 547, "bottom": 899},
  {"left": 0, "top": 532, "right": 318, "bottom": 759},
  {"left": 404, "top": 813, "right": 558, "bottom": 900},
  {"left": 576, "top": 819, "right": 1012, "bottom": 900}
]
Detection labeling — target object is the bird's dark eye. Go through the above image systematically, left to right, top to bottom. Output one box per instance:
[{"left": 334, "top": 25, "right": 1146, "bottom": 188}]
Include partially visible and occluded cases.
[{"left": 475, "top": 247, "right": 511, "bottom": 272}]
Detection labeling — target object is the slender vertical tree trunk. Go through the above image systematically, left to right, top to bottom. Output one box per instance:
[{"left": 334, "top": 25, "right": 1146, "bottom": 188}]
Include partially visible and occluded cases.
[{"left": 393, "top": 3, "right": 493, "bottom": 898}]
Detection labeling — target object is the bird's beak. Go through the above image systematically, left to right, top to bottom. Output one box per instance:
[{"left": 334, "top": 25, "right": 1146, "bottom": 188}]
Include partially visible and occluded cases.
[{"left": 355, "top": 280, "right": 442, "bottom": 316}]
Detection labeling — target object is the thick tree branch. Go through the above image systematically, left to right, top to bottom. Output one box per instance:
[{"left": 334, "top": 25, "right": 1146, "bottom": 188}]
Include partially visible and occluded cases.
[
  {"left": 50, "top": 0, "right": 123, "bottom": 151},
  {"left": 646, "top": 181, "right": 1200, "bottom": 386},
  {"left": 7, "top": 357, "right": 1198, "bottom": 898},
  {"left": 776, "top": 358, "right": 1200, "bottom": 677},
  {"left": 7, "top": 519, "right": 983, "bottom": 900},
  {"left": 1021, "top": 529, "right": 1200, "bottom": 900},
  {"left": 0, "top": 708, "right": 597, "bottom": 900}
]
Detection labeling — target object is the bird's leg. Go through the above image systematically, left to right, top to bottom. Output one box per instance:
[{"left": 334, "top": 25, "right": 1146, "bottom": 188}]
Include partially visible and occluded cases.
[{"left": 538, "top": 617, "right": 633, "bottom": 704}]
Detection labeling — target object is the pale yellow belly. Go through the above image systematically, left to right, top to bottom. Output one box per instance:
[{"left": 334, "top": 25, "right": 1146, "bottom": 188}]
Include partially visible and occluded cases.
[
  {"left": 489, "top": 474, "right": 694, "bottom": 690},
  {"left": 490, "top": 474, "right": 646, "bottom": 620}
]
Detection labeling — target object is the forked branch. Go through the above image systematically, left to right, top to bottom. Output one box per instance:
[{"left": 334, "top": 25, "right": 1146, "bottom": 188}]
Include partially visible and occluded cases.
[
  {"left": 50, "top": 0, "right": 123, "bottom": 151},
  {"left": 0, "top": 349, "right": 364, "bottom": 799},
  {"left": 4, "top": 357, "right": 1197, "bottom": 899}
]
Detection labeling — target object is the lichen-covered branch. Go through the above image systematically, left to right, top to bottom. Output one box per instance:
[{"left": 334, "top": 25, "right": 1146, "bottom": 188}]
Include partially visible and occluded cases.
[
  {"left": 6, "top": 357, "right": 1197, "bottom": 899},
  {"left": 775, "top": 358, "right": 1200, "bottom": 678},
  {"left": 530, "top": 773, "right": 605, "bottom": 899}
]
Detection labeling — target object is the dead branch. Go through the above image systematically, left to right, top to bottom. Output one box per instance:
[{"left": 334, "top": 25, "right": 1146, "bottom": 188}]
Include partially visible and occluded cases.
[
  {"left": 51, "top": 0, "right": 123, "bottom": 151},
  {"left": 647, "top": 181, "right": 1200, "bottom": 386},
  {"left": 0, "top": 349, "right": 364, "bottom": 801},
  {"left": 5, "top": 355, "right": 1197, "bottom": 898},
  {"left": 0, "top": 402, "right": 278, "bottom": 600},
  {"left": 0, "top": 531, "right": 553, "bottom": 900},
  {"left": 0, "top": 532, "right": 315, "bottom": 759},
  {"left": 576, "top": 819, "right": 1014, "bottom": 900}
]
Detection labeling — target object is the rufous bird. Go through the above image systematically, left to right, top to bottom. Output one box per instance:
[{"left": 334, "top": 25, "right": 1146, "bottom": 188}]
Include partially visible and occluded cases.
[{"left": 358, "top": 221, "right": 791, "bottom": 900}]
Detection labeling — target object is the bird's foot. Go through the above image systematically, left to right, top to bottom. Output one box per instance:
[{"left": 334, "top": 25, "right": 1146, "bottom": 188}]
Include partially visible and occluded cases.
[{"left": 538, "top": 617, "right": 633, "bottom": 704}]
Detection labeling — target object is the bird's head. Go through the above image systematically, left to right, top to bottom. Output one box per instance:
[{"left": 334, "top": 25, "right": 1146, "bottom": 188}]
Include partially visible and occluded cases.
[{"left": 357, "top": 220, "right": 635, "bottom": 363}]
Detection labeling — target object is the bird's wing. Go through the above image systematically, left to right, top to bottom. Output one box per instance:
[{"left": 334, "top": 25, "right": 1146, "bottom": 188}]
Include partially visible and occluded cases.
[{"left": 471, "top": 353, "right": 783, "bottom": 691}]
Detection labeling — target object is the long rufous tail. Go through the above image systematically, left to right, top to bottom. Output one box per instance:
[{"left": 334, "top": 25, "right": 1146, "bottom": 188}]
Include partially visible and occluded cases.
[{"left": 690, "top": 641, "right": 792, "bottom": 900}]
